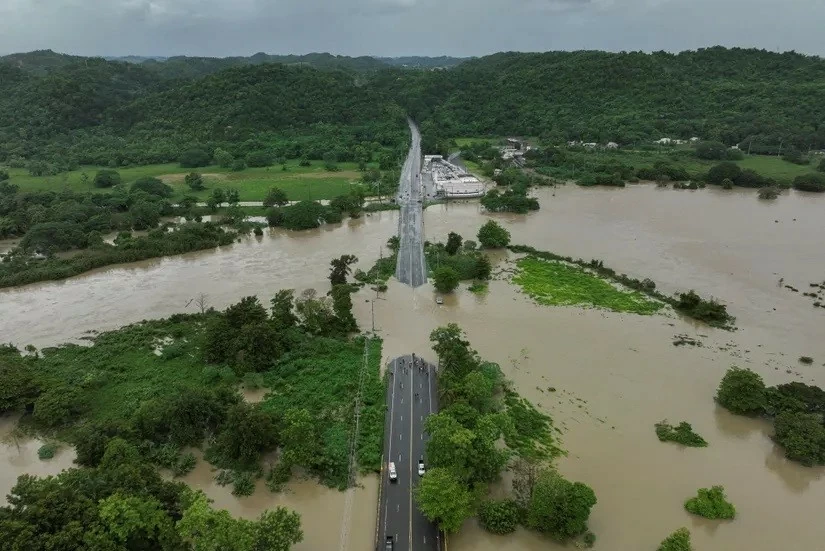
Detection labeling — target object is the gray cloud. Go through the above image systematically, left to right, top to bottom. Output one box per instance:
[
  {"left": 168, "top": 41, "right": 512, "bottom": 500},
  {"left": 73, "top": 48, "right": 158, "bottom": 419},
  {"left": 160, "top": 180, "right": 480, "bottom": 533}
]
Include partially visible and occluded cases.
[{"left": 0, "top": 0, "right": 823, "bottom": 58}]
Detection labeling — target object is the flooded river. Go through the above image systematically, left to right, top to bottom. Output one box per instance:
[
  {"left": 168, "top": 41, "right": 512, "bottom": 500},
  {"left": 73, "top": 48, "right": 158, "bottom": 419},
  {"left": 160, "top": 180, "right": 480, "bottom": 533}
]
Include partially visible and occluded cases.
[{"left": 2, "top": 184, "right": 824, "bottom": 550}]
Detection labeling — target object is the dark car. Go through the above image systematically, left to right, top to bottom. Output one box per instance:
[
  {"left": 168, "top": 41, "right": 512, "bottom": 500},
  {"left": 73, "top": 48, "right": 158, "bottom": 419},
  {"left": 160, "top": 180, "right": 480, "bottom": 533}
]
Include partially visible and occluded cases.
[{"left": 385, "top": 535, "right": 394, "bottom": 551}]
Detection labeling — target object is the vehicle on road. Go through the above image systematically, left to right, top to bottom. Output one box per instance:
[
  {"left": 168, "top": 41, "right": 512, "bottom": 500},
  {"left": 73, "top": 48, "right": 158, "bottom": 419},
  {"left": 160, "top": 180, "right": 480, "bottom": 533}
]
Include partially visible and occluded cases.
[
  {"left": 435, "top": 296, "right": 443, "bottom": 304},
  {"left": 418, "top": 459, "right": 425, "bottom": 476},
  {"left": 389, "top": 462, "right": 397, "bottom": 482},
  {"left": 385, "top": 535, "right": 394, "bottom": 550}
]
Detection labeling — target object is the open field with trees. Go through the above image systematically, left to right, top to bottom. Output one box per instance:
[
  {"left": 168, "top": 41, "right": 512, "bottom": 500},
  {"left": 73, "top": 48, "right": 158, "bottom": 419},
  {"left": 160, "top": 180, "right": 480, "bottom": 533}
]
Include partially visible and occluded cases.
[{"left": 5, "top": 159, "right": 383, "bottom": 202}]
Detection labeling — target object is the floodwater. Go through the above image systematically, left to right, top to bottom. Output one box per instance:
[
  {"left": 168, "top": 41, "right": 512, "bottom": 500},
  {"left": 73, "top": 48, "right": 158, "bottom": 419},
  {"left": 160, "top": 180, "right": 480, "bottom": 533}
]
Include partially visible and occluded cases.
[{"left": 2, "top": 184, "right": 825, "bottom": 550}]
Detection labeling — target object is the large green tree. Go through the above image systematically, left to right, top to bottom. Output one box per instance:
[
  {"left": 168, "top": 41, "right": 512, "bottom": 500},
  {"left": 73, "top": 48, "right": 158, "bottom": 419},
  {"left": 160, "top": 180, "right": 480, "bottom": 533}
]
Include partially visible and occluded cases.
[
  {"left": 477, "top": 220, "right": 510, "bottom": 248},
  {"left": 433, "top": 266, "right": 460, "bottom": 293},
  {"left": 716, "top": 367, "right": 766, "bottom": 414},
  {"left": 413, "top": 467, "right": 474, "bottom": 533},
  {"left": 526, "top": 469, "right": 597, "bottom": 541}
]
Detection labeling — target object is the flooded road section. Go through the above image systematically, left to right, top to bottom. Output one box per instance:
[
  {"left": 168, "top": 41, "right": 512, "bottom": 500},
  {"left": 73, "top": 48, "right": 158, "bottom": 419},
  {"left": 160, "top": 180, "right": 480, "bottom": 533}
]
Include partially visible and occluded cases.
[{"left": 1, "top": 184, "right": 824, "bottom": 550}]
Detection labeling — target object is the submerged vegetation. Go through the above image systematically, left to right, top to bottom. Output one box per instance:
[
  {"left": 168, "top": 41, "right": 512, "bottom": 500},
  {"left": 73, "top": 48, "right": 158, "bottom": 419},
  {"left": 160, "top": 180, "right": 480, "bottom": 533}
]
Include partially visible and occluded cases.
[
  {"left": 508, "top": 245, "right": 735, "bottom": 328},
  {"left": 512, "top": 256, "right": 663, "bottom": 315},
  {"left": 0, "top": 274, "right": 380, "bottom": 492},
  {"left": 416, "top": 324, "right": 595, "bottom": 545},
  {"left": 716, "top": 368, "right": 825, "bottom": 466},
  {"left": 655, "top": 421, "right": 708, "bottom": 447},
  {"left": 684, "top": 486, "right": 736, "bottom": 520},
  {"left": 658, "top": 528, "right": 693, "bottom": 551}
]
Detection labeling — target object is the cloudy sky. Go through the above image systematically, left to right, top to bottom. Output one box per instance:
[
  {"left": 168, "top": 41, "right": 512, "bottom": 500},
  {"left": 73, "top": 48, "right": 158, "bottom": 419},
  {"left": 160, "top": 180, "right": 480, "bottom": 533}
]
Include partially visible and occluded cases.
[{"left": 1, "top": 0, "right": 823, "bottom": 58}]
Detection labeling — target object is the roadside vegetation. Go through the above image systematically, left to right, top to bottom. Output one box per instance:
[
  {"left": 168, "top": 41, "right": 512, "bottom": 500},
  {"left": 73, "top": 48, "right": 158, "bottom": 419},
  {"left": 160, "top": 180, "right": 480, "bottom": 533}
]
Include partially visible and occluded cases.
[
  {"left": 508, "top": 245, "right": 735, "bottom": 328},
  {"left": 0, "top": 261, "right": 381, "bottom": 495},
  {"left": 415, "top": 324, "right": 596, "bottom": 546},
  {"left": 716, "top": 367, "right": 825, "bottom": 466},
  {"left": 654, "top": 421, "right": 708, "bottom": 447}
]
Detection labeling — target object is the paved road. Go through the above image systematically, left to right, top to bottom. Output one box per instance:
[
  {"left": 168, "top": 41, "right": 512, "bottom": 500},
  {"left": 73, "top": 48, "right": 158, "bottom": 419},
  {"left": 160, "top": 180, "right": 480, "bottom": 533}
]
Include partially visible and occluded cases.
[
  {"left": 395, "top": 120, "right": 427, "bottom": 288},
  {"left": 377, "top": 355, "right": 441, "bottom": 551}
]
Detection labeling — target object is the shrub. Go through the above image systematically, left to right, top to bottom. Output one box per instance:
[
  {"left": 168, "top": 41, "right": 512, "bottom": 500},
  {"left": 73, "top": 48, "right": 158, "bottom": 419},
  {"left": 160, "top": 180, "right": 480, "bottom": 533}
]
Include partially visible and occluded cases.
[
  {"left": 695, "top": 141, "right": 729, "bottom": 160},
  {"left": 179, "top": 148, "right": 211, "bottom": 168},
  {"left": 214, "top": 148, "right": 233, "bottom": 168},
  {"left": 247, "top": 151, "right": 273, "bottom": 168},
  {"left": 231, "top": 158, "right": 247, "bottom": 172},
  {"left": 706, "top": 162, "right": 741, "bottom": 185},
  {"left": 93, "top": 169, "right": 121, "bottom": 188},
  {"left": 185, "top": 172, "right": 205, "bottom": 191},
  {"left": 792, "top": 173, "right": 825, "bottom": 192},
  {"left": 131, "top": 176, "right": 173, "bottom": 197},
  {"left": 721, "top": 178, "right": 734, "bottom": 190},
  {"left": 263, "top": 187, "right": 288, "bottom": 208},
  {"left": 758, "top": 187, "right": 779, "bottom": 200},
  {"left": 477, "top": 220, "right": 511, "bottom": 248},
  {"left": 674, "top": 290, "right": 733, "bottom": 328},
  {"left": 799, "top": 356, "right": 814, "bottom": 365},
  {"left": 716, "top": 367, "right": 766, "bottom": 415},
  {"left": 772, "top": 411, "right": 825, "bottom": 466},
  {"left": 655, "top": 421, "right": 708, "bottom": 447},
  {"left": 37, "top": 442, "right": 58, "bottom": 460},
  {"left": 173, "top": 452, "right": 197, "bottom": 476},
  {"left": 232, "top": 471, "right": 256, "bottom": 496},
  {"left": 684, "top": 486, "right": 735, "bottom": 519},
  {"left": 477, "top": 499, "right": 519, "bottom": 535},
  {"left": 658, "top": 528, "right": 692, "bottom": 551},
  {"left": 583, "top": 531, "right": 596, "bottom": 548}
]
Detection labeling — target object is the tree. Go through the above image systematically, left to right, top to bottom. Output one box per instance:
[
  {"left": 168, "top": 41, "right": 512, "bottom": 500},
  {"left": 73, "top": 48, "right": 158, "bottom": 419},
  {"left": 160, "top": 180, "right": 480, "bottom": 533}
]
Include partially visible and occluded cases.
[
  {"left": 695, "top": 141, "right": 728, "bottom": 160},
  {"left": 180, "top": 148, "right": 211, "bottom": 168},
  {"left": 214, "top": 148, "right": 233, "bottom": 168},
  {"left": 247, "top": 151, "right": 273, "bottom": 168},
  {"left": 323, "top": 151, "right": 338, "bottom": 171},
  {"left": 299, "top": 156, "right": 311, "bottom": 167},
  {"left": 231, "top": 158, "right": 247, "bottom": 172},
  {"left": 818, "top": 158, "right": 825, "bottom": 172},
  {"left": 706, "top": 162, "right": 741, "bottom": 185},
  {"left": 0, "top": 169, "right": 9, "bottom": 181},
  {"left": 93, "top": 169, "right": 121, "bottom": 188},
  {"left": 185, "top": 172, "right": 205, "bottom": 191},
  {"left": 131, "top": 176, "right": 173, "bottom": 197},
  {"left": 721, "top": 177, "right": 734, "bottom": 190},
  {"left": 263, "top": 187, "right": 289, "bottom": 208},
  {"left": 211, "top": 188, "right": 226, "bottom": 205},
  {"left": 226, "top": 188, "right": 240, "bottom": 205},
  {"left": 130, "top": 200, "right": 161, "bottom": 230},
  {"left": 281, "top": 201, "right": 325, "bottom": 230},
  {"left": 266, "top": 207, "right": 285, "bottom": 227},
  {"left": 477, "top": 220, "right": 510, "bottom": 248},
  {"left": 445, "top": 232, "right": 463, "bottom": 255},
  {"left": 329, "top": 254, "right": 358, "bottom": 286},
  {"left": 473, "top": 255, "right": 492, "bottom": 280},
  {"left": 433, "top": 266, "right": 460, "bottom": 293},
  {"left": 330, "top": 284, "right": 358, "bottom": 333},
  {"left": 270, "top": 289, "right": 298, "bottom": 330},
  {"left": 0, "top": 350, "right": 40, "bottom": 414},
  {"left": 716, "top": 367, "right": 766, "bottom": 414},
  {"left": 33, "top": 385, "right": 82, "bottom": 427},
  {"left": 208, "top": 404, "right": 277, "bottom": 468},
  {"left": 773, "top": 411, "right": 825, "bottom": 466},
  {"left": 425, "top": 413, "right": 476, "bottom": 476},
  {"left": 414, "top": 467, "right": 474, "bottom": 533},
  {"left": 526, "top": 469, "right": 597, "bottom": 541},
  {"left": 684, "top": 486, "right": 735, "bottom": 519},
  {"left": 177, "top": 491, "right": 255, "bottom": 550},
  {"left": 98, "top": 493, "right": 175, "bottom": 545},
  {"left": 477, "top": 499, "right": 519, "bottom": 535},
  {"left": 253, "top": 508, "right": 304, "bottom": 551},
  {"left": 658, "top": 528, "right": 692, "bottom": 551}
]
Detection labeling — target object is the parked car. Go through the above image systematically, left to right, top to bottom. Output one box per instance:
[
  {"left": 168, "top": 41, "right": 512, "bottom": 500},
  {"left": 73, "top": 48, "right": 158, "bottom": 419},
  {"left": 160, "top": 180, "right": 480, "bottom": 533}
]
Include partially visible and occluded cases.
[
  {"left": 417, "top": 459, "right": 425, "bottom": 476},
  {"left": 389, "top": 461, "right": 397, "bottom": 482}
]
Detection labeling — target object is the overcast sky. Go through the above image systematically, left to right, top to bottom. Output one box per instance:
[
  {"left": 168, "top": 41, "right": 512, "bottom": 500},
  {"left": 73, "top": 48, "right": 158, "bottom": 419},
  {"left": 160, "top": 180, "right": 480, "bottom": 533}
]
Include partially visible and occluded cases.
[{"left": 1, "top": 0, "right": 823, "bottom": 58}]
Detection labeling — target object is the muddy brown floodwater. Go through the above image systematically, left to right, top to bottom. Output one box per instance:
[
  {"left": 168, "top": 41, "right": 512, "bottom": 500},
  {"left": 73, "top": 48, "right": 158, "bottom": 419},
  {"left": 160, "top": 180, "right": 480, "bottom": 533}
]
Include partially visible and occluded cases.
[{"left": 2, "top": 184, "right": 824, "bottom": 550}]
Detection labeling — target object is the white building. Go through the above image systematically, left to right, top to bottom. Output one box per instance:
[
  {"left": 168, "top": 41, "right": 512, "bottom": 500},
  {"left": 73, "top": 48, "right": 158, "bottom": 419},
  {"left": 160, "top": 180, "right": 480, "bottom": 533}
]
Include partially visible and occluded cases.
[{"left": 424, "top": 156, "right": 485, "bottom": 199}]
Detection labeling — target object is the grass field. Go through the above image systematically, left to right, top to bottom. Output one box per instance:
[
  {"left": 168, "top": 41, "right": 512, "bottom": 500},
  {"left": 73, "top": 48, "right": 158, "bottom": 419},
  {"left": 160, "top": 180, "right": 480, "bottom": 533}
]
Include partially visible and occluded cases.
[
  {"left": 7, "top": 159, "right": 376, "bottom": 202},
  {"left": 512, "top": 256, "right": 663, "bottom": 315}
]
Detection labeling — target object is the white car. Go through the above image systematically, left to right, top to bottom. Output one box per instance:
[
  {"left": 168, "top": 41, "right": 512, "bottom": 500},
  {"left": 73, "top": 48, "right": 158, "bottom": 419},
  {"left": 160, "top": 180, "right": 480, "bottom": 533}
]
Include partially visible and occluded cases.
[
  {"left": 435, "top": 296, "right": 444, "bottom": 305},
  {"left": 417, "top": 459, "right": 425, "bottom": 476},
  {"left": 389, "top": 462, "right": 397, "bottom": 482}
]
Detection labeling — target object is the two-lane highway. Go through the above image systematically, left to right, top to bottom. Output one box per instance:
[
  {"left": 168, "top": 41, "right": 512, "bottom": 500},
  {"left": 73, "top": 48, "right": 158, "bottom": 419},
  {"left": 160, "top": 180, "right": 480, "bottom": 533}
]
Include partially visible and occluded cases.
[{"left": 377, "top": 355, "right": 441, "bottom": 551}]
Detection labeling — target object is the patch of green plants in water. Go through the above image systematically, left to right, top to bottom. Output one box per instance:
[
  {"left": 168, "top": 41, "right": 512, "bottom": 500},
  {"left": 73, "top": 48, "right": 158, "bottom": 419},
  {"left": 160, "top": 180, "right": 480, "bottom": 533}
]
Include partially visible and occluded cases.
[
  {"left": 508, "top": 245, "right": 735, "bottom": 328},
  {"left": 512, "top": 256, "right": 663, "bottom": 315},
  {"left": 468, "top": 281, "right": 488, "bottom": 294},
  {"left": 503, "top": 391, "right": 563, "bottom": 461},
  {"left": 655, "top": 421, "right": 708, "bottom": 447},
  {"left": 37, "top": 442, "right": 58, "bottom": 460},
  {"left": 684, "top": 486, "right": 736, "bottom": 520}
]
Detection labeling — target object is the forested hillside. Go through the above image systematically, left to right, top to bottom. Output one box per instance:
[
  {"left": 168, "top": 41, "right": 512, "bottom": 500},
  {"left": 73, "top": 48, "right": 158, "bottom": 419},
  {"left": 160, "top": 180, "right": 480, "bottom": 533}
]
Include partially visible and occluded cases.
[
  {"left": 1, "top": 47, "right": 823, "bottom": 168},
  {"left": 391, "top": 47, "right": 825, "bottom": 153}
]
